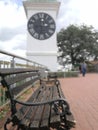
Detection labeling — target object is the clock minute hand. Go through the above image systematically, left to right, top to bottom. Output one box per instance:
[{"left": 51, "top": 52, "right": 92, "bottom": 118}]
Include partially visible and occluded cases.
[{"left": 44, "top": 23, "right": 48, "bottom": 27}]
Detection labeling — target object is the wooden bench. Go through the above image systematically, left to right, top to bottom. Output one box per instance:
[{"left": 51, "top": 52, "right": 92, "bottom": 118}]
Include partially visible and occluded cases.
[{"left": 0, "top": 68, "right": 75, "bottom": 130}]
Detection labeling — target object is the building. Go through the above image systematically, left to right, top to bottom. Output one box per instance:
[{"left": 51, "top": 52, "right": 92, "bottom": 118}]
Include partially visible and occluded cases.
[{"left": 23, "top": 0, "right": 60, "bottom": 71}]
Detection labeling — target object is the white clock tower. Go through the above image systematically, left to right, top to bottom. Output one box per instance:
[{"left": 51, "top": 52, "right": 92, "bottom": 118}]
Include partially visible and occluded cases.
[{"left": 23, "top": 0, "right": 60, "bottom": 71}]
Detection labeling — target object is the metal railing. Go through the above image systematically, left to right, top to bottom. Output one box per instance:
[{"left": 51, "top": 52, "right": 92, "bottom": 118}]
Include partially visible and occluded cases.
[
  {"left": 0, "top": 49, "right": 48, "bottom": 106},
  {"left": 0, "top": 49, "right": 47, "bottom": 69}
]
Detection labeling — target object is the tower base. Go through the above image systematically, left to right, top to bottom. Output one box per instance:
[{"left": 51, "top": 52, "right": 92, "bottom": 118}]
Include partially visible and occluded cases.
[{"left": 27, "top": 52, "right": 58, "bottom": 71}]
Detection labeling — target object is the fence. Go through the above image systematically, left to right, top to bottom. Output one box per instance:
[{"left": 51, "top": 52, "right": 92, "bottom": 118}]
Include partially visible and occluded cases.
[{"left": 0, "top": 49, "right": 48, "bottom": 107}]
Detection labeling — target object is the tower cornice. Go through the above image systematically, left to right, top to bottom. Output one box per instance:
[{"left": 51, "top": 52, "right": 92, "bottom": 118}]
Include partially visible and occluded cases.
[{"left": 23, "top": 1, "right": 60, "bottom": 17}]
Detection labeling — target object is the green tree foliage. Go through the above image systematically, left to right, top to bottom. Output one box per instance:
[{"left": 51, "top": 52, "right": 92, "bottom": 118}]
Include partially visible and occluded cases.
[{"left": 57, "top": 24, "right": 98, "bottom": 66}]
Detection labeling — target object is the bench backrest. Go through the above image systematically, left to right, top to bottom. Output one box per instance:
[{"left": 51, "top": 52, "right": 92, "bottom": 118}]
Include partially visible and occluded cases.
[
  {"left": 0, "top": 68, "right": 40, "bottom": 99},
  {"left": 48, "top": 72, "right": 57, "bottom": 79}
]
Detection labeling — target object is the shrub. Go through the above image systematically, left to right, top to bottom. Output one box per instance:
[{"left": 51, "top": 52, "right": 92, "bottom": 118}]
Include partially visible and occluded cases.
[{"left": 56, "top": 71, "right": 79, "bottom": 78}]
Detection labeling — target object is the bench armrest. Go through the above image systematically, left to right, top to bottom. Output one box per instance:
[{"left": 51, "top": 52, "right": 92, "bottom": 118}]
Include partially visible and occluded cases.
[{"left": 14, "top": 98, "right": 71, "bottom": 115}]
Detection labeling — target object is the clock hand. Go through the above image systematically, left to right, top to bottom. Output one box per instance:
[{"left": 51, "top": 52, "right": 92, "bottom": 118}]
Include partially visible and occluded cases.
[{"left": 44, "top": 23, "right": 48, "bottom": 27}]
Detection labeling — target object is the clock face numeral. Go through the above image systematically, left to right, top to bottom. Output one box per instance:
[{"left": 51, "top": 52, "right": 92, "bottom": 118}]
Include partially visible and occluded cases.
[
  {"left": 27, "top": 12, "right": 56, "bottom": 40},
  {"left": 38, "top": 13, "right": 44, "bottom": 19},
  {"left": 28, "top": 24, "right": 34, "bottom": 28},
  {"left": 50, "top": 24, "right": 55, "bottom": 29},
  {"left": 29, "top": 28, "right": 35, "bottom": 35},
  {"left": 48, "top": 29, "right": 54, "bottom": 34},
  {"left": 33, "top": 33, "right": 39, "bottom": 39},
  {"left": 45, "top": 33, "right": 50, "bottom": 38},
  {"left": 39, "top": 34, "right": 45, "bottom": 40}
]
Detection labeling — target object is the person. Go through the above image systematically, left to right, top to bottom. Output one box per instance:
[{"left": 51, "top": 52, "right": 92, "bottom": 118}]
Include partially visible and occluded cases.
[
  {"left": 81, "top": 61, "right": 87, "bottom": 76},
  {"left": 79, "top": 64, "right": 81, "bottom": 73}
]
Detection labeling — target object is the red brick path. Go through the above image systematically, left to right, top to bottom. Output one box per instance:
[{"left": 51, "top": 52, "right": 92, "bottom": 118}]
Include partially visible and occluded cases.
[{"left": 60, "top": 73, "right": 98, "bottom": 130}]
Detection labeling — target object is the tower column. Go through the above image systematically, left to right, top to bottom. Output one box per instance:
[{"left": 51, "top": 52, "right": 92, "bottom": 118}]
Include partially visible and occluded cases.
[{"left": 23, "top": 0, "right": 60, "bottom": 71}]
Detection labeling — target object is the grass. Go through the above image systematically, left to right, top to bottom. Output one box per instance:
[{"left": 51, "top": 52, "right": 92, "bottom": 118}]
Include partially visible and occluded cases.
[
  {"left": 0, "top": 83, "right": 39, "bottom": 120},
  {"left": 0, "top": 105, "right": 10, "bottom": 119}
]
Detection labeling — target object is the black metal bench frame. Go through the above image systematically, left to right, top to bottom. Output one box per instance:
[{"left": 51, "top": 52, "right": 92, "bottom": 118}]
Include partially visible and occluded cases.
[{"left": 0, "top": 68, "right": 75, "bottom": 130}]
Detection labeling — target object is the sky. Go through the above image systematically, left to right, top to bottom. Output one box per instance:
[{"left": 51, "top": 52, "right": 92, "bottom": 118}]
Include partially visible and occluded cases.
[{"left": 0, "top": 0, "right": 98, "bottom": 59}]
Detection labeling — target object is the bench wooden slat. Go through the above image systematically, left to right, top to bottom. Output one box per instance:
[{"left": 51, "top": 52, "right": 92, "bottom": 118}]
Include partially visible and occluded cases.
[
  {"left": 0, "top": 68, "right": 38, "bottom": 75},
  {"left": 5, "top": 72, "right": 39, "bottom": 86},
  {"left": 11, "top": 77, "right": 39, "bottom": 96},
  {"left": 57, "top": 82, "right": 65, "bottom": 98},
  {"left": 21, "top": 85, "right": 45, "bottom": 128},
  {"left": 50, "top": 85, "right": 61, "bottom": 128},
  {"left": 16, "top": 86, "right": 45, "bottom": 126},
  {"left": 30, "top": 86, "right": 47, "bottom": 129},
  {"left": 40, "top": 87, "right": 52, "bottom": 129},
  {"left": 14, "top": 89, "right": 40, "bottom": 123},
  {"left": 40, "top": 104, "right": 50, "bottom": 129},
  {"left": 30, "top": 106, "right": 44, "bottom": 129}
]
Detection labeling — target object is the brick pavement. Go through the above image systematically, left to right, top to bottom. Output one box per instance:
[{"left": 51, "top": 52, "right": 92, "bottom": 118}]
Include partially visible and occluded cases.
[{"left": 60, "top": 73, "right": 98, "bottom": 130}]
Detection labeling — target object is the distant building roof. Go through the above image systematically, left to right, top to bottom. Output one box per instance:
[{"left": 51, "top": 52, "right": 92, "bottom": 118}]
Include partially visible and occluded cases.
[
  {"left": 28, "top": 0, "right": 57, "bottom": 2},
  {"left": 87, "top": 61, "right": 98, "bottom": 65}
]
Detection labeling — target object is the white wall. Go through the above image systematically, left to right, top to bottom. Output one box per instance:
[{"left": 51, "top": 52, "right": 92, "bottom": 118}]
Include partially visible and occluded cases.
[{"left": 27, "top": 54, "right": 58, "bottom": 71}]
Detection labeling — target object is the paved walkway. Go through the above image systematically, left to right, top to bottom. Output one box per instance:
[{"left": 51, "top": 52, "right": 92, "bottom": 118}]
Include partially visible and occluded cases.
[{"left": 60, "top": 73, "right": 98, "bottom": 130}]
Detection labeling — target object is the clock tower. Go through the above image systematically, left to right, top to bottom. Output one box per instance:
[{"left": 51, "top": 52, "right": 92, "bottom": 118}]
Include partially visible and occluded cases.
[{"left": 23, "top": 0, "right": 60, "bottom": 71}]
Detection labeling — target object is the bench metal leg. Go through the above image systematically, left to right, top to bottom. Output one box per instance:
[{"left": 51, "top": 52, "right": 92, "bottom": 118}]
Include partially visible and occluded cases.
[{"left": 4, "top": 118, "right": 12, "bottom": 130}]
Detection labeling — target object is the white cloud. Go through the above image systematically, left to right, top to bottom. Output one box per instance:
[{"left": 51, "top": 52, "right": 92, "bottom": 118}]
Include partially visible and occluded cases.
[
  {"left": 57, "top": 0, "right": 98, "bottom": 31},
  {"left": 0, "top": 1, "right": 27, "bottom": 57},
  {"left": 0, "top": 1, "right": 27, "bottom": 29},
  {"left": 0, "top": 34, "right": 26, "bottom": 56}
]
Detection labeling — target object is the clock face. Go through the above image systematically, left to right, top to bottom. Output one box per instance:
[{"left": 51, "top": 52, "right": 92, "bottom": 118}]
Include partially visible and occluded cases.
[{"left": 27, "top": 12, "right": 56, "bottom": 40}]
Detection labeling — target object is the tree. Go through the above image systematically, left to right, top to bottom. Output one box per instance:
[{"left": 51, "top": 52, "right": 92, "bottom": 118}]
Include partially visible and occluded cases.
[{"left": 57, "top": 24, "right": 98, "bottom": 67}]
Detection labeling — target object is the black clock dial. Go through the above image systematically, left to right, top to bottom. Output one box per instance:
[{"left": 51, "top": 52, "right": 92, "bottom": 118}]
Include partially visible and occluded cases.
[{"left": 27, "top": 12, "right": 56, "bottom": 40}]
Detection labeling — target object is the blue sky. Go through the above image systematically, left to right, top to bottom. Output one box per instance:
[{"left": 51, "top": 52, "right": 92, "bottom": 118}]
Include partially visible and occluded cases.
[{"left": 0, "top": 0, "right": 98, "bottom": 58}]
